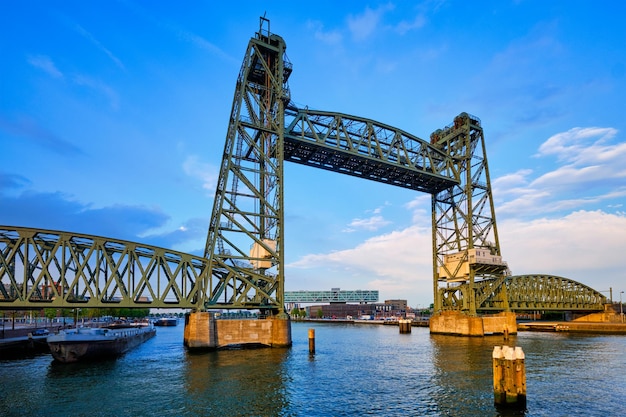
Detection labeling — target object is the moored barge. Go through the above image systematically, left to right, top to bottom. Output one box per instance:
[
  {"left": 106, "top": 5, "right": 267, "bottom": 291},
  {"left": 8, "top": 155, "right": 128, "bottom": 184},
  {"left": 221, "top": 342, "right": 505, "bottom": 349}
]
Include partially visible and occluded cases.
[{"left": 47, "top": 324, "right": 156, "bottom": 363}]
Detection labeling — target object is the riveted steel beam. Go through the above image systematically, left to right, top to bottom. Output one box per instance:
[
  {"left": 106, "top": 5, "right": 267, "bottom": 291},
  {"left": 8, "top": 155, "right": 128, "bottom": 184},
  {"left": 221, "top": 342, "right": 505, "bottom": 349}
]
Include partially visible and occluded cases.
[{"left": 0, "top": 226, "right": 206, "bottom": 309}]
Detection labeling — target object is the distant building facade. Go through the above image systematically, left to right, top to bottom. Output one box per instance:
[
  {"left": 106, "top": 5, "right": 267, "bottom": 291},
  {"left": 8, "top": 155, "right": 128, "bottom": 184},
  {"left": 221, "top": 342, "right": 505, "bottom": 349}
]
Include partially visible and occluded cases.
[{"left": 305, "top": 299, "right": 409, "bottom": 319}]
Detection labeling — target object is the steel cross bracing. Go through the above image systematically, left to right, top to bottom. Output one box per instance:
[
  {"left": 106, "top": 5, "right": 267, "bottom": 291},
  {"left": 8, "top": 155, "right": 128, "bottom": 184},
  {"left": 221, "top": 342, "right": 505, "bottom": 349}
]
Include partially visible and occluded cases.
[
  {"left": 201, "top": 19, "right": 290, "bottom": 315},
  {"left": 200, "top": 20, "right": 461, "bottom": 316},
  {"left": 0, "top": 21, "right": 609, "bottom": 314},
  {"left": 0, "top": 23, "right": 461, "bottom": 313},
  {"left": 283, "top": 107, "right": 458, "bottom": 194},
  {"left": 430, "top": 113, "right": 509, "bottom": 315},
  {"left": 0, "top": 226, "right": 205, "bottom": 309},
  {"left": 0, "top": 226, "right": 605, "bottom": 311},
  {"left": 476, "top": 275, "right": 607, "bottom": 312}
]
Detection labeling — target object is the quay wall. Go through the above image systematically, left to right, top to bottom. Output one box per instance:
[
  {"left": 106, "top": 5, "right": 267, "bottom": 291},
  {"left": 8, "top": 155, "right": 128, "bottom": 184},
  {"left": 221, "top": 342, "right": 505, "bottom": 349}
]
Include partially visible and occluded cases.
[
  {"left": 573, "top": 304, "right": 623, "bottom": 323},
  {"left": 518, "top": 321, "right": 626, "bottom": 334},
  {"left": 0, "top": 335, "right": 49, "bottom": 357}
]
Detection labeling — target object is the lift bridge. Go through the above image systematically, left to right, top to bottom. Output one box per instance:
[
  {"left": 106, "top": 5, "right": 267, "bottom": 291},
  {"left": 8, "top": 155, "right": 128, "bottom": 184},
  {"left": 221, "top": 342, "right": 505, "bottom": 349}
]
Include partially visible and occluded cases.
[{"left": 0, "top": 18, "right": 607, "bottom": 317}]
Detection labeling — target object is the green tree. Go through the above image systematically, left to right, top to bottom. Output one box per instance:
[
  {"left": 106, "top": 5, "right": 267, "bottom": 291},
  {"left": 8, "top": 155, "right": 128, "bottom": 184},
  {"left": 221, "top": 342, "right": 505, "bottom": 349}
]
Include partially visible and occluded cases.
[
  {"left": 290, "top": 307, "right": 300, "bottom": 319},
  {"left": 44, "top": 308, "right": 57, "bottom": 321}
]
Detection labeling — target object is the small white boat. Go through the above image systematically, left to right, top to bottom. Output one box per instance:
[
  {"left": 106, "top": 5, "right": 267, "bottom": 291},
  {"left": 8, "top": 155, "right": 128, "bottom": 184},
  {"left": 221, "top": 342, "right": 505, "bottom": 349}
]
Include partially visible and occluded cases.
[{"left": 47, "top": 324, "right": 156, "bottom": 363}]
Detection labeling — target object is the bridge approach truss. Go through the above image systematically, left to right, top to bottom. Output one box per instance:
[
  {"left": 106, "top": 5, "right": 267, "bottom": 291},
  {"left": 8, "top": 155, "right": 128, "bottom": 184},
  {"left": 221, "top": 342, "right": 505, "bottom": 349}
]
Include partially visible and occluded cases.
[{"left": 0, "top": 226, "right": 205, "bottom": 309}]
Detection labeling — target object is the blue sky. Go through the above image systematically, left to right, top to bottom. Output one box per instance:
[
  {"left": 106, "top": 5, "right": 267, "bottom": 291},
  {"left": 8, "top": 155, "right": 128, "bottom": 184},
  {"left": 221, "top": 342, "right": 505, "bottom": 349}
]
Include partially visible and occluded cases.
[{"left": 2, "top": 1, "right": 625, "bottom": 308}]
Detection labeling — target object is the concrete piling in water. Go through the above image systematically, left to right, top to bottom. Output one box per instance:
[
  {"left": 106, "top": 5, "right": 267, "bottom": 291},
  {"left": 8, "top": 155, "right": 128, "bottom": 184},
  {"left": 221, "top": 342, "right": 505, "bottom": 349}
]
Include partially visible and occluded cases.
[
  {"left": 399, "top": 319, "right": 412, "bottom": 333},
  {"left": 308, "top": 328, "right": 315, "bottom": 354},
  {"left": 492, "top": 345, "right": 526, "bottom": 407}
]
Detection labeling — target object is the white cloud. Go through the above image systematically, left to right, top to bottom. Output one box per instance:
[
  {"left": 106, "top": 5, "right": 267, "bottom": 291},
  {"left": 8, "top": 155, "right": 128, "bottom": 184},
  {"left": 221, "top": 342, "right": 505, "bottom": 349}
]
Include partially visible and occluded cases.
[
  {"left": 347, "top": 4, "right": 394, "bottom": 41},
  {"left": 395, "top": 14, "right": 426, "bottom": 35},
  {"left": 307, "top": 20, "right": 342, "bottom": 45},
  {"left": 74, "top": 23, "right": 126, "bottom": 71},
  {"left": 27, "top": 55, "right": 63, "bottom": 79},
  {"left": 72, "top": 75, "right": 119, "bottom": 110},
  {"left": 496, "top": 127, "right": 626, "bottom": 217},
  {"left": 536, "top": 127, "right": 619, "bottom": 162},
  {"left": 532, "top": 128, "right": 626, "bottom": 188},
  {"left": 182, "top": 155, "right": 217, "bottom": 192},
  {"left": 493, "top": 169, "right": 532, "bottom": 190},
  {"left": 404, "top": 194, "right": 431, "bottom": 225},
  {"left": 342, "top": 204, "right": 395, "bottom": 232},
  {"left": 288, "top": 205, "right": 626, "bottom": 306},
  {"left": 500, "top": 210, "right": 626, "bottom": 280},
  {"left": 343, "top": 215, "right": 391, "bottom": 232},
  {"left": 288, "top": 222, "right": 434, "bottom": 304}
]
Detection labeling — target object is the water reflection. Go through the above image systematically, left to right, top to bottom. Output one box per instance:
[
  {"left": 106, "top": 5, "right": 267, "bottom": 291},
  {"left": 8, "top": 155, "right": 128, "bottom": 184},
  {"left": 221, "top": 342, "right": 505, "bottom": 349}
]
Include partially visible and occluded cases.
[
  {"left": 0, "top": 324, "right": 624, "bottom": 417},
  {"left": 429, "top": 333, "right": 526, "bottom": 417},
  {"left": 184, "top": 348, "right": 291, "bottom": 416}
]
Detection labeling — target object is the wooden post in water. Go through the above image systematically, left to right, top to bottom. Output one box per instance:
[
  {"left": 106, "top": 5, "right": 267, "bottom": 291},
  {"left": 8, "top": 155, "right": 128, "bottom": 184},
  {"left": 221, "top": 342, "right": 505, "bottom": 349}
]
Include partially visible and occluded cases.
[
  {"left": 399, "top": 319, "right": 412, "bottom": 333},
  {"left": 308, "top": 328, "right": 315, "bottom": 354},
  {"left": 492, "top": 345, "right": 526, "bottom": 407}
]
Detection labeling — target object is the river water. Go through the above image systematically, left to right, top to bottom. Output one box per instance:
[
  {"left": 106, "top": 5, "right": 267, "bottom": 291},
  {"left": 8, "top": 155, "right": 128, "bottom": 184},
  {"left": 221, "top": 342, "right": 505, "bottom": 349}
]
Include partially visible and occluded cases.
[{"left": 0, "top": 321, "right": 624, "bottom": 417}]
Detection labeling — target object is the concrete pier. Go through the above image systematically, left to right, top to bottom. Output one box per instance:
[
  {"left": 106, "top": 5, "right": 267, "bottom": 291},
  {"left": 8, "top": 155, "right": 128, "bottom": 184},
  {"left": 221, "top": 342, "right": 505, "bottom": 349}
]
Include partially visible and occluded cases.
[
  {"left": 429, "top": 311, "right": 517, "bottom": 336},
  {"left": 183, "top": 312, "right": 292, "bottom": 350}
]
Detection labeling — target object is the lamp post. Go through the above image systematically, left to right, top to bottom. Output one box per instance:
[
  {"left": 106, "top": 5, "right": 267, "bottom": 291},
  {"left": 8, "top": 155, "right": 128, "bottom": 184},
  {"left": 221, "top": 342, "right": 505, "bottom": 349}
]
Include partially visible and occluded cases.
[{"left": 619, "top": 291, "right": 624, "bottom": 323}]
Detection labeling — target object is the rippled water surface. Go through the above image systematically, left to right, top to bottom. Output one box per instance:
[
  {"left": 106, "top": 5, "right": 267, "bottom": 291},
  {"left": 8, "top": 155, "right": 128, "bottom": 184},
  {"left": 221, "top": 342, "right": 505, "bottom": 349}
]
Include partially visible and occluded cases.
[{"left": 1, "top": 322, "right": 625, "bottom": 416}]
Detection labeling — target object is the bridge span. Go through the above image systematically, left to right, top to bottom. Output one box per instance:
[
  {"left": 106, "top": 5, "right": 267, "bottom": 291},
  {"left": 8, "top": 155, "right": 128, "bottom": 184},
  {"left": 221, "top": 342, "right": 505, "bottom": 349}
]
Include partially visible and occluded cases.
[
  {"left": 0, "top": 19, "right": 613, "bottom": 344},
  {"left": 0, "top": 226, "right": 607, "bottom": 313}
]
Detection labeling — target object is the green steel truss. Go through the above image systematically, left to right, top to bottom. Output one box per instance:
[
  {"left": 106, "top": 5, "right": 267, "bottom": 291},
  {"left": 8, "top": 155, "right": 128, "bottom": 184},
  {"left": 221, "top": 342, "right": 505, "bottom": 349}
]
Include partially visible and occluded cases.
[
  {"left": 202, "top": 19, "right": 291, "bottom": 314},
  {"left": 200, "top": 20, "right": 461, "bottom": 315},
  {"left": 0, "top": 22, "right": 608, "bottom": 315},
  {"left": 283, "top": 107, "right": 458, "bottom": 193},
  {"left": 430, "top": 113, "right": 509, "bottom": 314},
  {"left": 0, "top": 226, "right": 205, "bottom": 309},
  {"left": 0, "top": 226, "right": 604, "bottom": 312},
  {"left": 477, "top": 275, "right": 607, "bottom": 311}
]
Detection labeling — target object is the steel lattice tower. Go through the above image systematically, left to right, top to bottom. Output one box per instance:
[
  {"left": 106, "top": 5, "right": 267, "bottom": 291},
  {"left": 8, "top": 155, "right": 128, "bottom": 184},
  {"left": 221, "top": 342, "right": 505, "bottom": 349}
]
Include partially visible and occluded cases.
[
  {"left": 202, "top": 18, "right": 291, "bottom": 316},
  {"left": 430, "top": 113, "right": 510, "bottom": 315}
]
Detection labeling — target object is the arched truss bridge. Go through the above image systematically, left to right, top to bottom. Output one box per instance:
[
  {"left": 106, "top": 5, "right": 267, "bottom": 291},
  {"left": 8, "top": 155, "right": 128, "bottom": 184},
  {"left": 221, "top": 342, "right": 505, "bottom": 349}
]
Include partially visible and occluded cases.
[{"left": 473, "top": 274, "right": 607, "bottom": 312}]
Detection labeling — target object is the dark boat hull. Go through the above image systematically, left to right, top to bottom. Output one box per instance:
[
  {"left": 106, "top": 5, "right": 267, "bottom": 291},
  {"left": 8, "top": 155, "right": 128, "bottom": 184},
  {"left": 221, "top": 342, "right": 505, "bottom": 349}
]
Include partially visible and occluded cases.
[
  {"left": 154, "top": 318, "right": 178, "bottom": 326},
  {"left": 47, "top": 326, "right": 156, "bottom": 363}
]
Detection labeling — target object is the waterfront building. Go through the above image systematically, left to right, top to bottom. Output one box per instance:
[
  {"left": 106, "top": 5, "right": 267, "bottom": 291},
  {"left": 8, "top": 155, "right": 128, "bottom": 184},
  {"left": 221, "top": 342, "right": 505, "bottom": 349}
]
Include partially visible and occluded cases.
[{"left": 306, "top": 299, "right": 409, "bottom": 320}]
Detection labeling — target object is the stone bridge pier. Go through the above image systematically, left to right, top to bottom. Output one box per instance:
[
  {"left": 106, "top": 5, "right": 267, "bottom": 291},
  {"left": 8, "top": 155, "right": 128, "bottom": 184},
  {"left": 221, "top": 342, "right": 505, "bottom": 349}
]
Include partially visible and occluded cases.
[
  {"left": 430, "top": 311, "right": 517, "bottom": 336},
  {"left": 183, "top": 312, "right": 292, "bottom": 350}
]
